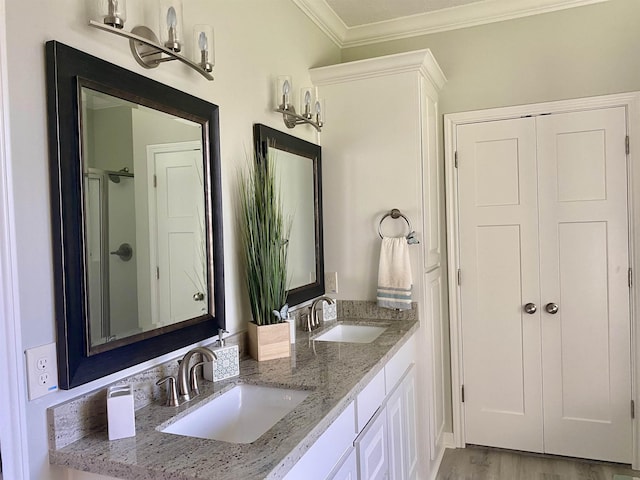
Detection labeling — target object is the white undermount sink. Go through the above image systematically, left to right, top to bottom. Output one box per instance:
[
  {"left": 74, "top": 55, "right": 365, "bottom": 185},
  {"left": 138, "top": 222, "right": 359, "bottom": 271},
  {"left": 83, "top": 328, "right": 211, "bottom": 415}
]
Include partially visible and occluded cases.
[
  {"left": 313, "top": 324, "right": 387, "bottom": 344},
  {"left": 160, "top": 384, "right": 309, "bottom": 444}
]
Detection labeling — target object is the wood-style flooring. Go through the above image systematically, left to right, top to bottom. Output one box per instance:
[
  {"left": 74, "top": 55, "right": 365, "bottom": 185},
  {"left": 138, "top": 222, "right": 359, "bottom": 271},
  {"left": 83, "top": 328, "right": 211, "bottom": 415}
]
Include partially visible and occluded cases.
[{"left": 435, "top": 446, "right": 640, "bottom": 480}]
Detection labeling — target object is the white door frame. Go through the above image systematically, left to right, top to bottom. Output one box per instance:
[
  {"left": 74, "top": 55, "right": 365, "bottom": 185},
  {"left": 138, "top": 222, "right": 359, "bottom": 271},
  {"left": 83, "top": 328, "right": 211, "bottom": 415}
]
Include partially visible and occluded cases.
[
  {"left": 0, "top": 0, "right": 29, "bottom": 476},
  {"left": 444, "top": 92, "right": 640, "bottom": 469}
]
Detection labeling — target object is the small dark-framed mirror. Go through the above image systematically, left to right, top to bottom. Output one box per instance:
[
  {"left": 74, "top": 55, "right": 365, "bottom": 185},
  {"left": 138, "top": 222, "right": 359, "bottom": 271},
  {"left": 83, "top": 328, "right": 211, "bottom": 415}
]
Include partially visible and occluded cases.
[
  {"left": 46, "top": 41, "right": 225, "bottom": 389},
  {"left": 253, "top": 124, "right": 324, "bottom": 306}
]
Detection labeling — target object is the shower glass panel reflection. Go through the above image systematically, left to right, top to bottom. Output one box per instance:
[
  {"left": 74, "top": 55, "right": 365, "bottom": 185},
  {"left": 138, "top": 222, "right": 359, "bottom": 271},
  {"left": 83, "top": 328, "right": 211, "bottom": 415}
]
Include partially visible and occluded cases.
[{"left": 85, "top": 169, "right": 138, "bottom": 345}]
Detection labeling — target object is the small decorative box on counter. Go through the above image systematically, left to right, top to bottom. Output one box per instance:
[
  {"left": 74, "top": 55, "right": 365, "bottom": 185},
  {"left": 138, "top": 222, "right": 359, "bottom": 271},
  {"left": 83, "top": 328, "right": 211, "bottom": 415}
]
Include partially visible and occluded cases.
[
  {"left": 204, "top": 329, "right": 240, "bottom": 382},
  {"left": 106, "top": 384, "right": 135, "bottom": 440}
]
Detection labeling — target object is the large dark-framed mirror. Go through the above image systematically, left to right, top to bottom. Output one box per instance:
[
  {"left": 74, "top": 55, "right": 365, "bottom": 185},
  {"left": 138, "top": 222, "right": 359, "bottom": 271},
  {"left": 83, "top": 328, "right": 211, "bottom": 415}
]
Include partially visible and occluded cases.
[
  {"left": 46, "top": 41, "right": 225, "bottom": 389},
  {"left": 253, "top": 124, "right": 324, "bottom": 306}
]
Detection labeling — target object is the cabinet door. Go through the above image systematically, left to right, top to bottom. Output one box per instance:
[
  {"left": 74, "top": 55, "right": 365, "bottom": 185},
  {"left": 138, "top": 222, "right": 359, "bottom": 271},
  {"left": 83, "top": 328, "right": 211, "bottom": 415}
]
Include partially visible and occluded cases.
[
  {"left": 422, "top": 84, "right": 441, "bottom": 271},
  {"left": 387, "top": 366, "right": 419, "bottom": 480},
  {"left": 403, "top": 367, "right": 418, "bottom": 480},
  {"left": 387, "top": 385, "right": 405, "bottom": 480},
  {"left": 356, "top": 407, "right": 388, "bottom": 480},
  {"left": 328, "top": 447, "right": 358, "bottom": 480}
]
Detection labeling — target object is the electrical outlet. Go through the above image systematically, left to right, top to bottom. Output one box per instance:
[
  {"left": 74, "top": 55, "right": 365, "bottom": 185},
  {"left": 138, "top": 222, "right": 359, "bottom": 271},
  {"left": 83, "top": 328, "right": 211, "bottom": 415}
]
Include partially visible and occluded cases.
[
  {"left": 325, "top": 271, "right": 338, "bottom": 294},
  {"left": 25, "top": 342, "right": 58, "bottom": 400},
  {"left": 37, "top": 357, "right": 49, "bottom": 371}
]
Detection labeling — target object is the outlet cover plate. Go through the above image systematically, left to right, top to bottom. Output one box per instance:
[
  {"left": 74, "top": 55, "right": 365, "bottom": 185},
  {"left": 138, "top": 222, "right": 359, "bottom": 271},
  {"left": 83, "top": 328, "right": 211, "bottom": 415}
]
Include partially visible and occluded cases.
[
  {"left": 325, "top": 271, "right": 338, "bottom": 294},
  {"left": 25, "top": 342, "right": 58, "bottom": 400}
]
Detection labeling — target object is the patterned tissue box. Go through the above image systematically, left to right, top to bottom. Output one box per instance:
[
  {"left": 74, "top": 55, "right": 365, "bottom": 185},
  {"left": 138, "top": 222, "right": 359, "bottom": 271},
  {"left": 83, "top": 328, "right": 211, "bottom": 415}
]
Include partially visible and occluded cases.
[
  {"left": 323, "top": 301, "right": 337, "bottom": 321},
  {"left": 204, "top": 345, "right": 240, "bottom": 382}
]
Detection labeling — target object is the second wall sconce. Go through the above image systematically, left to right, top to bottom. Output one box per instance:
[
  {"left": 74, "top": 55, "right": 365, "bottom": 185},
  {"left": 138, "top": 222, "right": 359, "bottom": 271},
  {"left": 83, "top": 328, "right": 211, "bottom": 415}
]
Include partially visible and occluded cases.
[
  {"left": 90, "top": 0, "right": 215, "bottom": 81},
  {"left": 274, "top": 76, "right": 324, "bottom": 132}
]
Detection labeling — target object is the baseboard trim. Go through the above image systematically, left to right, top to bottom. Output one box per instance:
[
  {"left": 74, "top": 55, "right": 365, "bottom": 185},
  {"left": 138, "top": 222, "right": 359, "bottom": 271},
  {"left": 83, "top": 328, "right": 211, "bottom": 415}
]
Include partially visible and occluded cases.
[{"left": 428, "top": 442, "right": 450, "bottom": 480}]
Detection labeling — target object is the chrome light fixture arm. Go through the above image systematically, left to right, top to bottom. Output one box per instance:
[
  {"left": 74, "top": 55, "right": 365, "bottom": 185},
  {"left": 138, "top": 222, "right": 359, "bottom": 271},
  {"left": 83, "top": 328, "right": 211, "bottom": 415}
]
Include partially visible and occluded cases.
[
  {"left": 89, "top": 21, "right": 214, "bottom": 81},
  {"left": 275, "top": 104, "right": 323, "bottom": 132}
]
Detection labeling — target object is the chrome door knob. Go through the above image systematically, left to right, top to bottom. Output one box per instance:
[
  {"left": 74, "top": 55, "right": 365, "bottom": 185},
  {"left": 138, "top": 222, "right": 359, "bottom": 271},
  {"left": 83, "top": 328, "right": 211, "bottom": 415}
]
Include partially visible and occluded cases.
[
  {"left": 524, "top": 303, "right": 537, "bottom": 314},
  {"left": 545, "top": 303, "right": 559, "bottom": 314}
]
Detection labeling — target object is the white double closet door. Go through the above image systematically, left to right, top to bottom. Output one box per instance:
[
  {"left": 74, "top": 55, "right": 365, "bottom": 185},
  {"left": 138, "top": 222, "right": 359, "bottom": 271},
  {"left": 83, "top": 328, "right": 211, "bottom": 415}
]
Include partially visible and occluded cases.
[{"left": 457, "top": 107, "right": 632, "bottom": 463}]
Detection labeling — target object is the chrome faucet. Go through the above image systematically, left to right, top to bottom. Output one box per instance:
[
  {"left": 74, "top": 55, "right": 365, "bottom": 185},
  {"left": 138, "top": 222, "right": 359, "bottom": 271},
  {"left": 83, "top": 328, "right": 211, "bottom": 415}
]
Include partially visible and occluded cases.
[
  {"left": 307, "top": 296, "right": 335, "bottom": 331},
  {"left": 177, "top": 347, "right": 217, "bottom": 402}
]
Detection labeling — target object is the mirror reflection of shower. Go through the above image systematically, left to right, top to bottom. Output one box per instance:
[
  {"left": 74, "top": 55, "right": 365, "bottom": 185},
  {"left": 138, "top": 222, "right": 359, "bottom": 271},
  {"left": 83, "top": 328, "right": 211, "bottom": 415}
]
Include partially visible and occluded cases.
[
  {"left": 108, "top": 166, "right": 131, "bottom": 184},
  {"left": 85, "top": 167, "right": 139, "bottom": 346}
]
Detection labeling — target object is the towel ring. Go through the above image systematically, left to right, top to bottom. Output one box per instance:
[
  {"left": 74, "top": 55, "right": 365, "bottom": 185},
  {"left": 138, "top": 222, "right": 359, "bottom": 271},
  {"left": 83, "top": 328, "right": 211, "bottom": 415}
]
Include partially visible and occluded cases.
[{"left": 378, "top": 209, "right": 412, "bottom": 239}]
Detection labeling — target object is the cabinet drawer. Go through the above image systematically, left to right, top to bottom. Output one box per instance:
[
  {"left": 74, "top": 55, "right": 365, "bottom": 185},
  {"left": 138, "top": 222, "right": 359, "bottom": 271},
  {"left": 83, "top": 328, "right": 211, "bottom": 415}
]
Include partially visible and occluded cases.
[
  {"left": 385, "top": 335, "right": 415, "bottom": 393},
  {"left": 356, "top": 368, "right": 385, "bottom": 432},
  {"left": 284, "top": 401, "right": 356, "bottom": 480}
]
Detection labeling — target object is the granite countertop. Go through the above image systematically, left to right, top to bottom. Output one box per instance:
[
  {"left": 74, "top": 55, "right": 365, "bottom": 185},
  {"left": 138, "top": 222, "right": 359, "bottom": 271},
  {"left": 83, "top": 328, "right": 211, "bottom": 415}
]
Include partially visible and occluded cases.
[{"left": 49, "top": 317, "right": 419, "bottom": 480}]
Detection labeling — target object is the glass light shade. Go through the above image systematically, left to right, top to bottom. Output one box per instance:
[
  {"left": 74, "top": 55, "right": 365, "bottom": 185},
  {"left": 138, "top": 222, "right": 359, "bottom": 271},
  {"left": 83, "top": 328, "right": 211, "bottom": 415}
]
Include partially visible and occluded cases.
[
  {"left": 96, "top": 0, "right": 127, "bottom": 29},
  {"left": 159, "top": 0, "right": 184, "bottom": 53},
  {"left": 192, "top": 25, "right": 215, "bottom": 72},
  {"left": 275, "top": 76, "right": 292, "bottom": 110},
  {"left": 300, "top": 87, "right": 314, "bottom": 118},
  {"left": 315, "top": 98, "right": 325, "bottom": 125}
]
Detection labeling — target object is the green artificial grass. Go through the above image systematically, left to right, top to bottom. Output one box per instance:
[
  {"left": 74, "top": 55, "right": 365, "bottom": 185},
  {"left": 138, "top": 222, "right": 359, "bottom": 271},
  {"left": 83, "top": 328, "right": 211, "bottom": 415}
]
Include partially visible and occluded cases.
[{"left": 239, "top": 153, "right": 291, "bottom": 326}]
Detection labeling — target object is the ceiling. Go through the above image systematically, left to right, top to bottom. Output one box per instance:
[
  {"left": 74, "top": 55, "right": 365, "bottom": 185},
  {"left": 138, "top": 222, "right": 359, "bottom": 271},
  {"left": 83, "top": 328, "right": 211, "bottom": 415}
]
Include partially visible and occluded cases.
[{"left": 292, "top": 0, "right": 609, "bottom": 48}]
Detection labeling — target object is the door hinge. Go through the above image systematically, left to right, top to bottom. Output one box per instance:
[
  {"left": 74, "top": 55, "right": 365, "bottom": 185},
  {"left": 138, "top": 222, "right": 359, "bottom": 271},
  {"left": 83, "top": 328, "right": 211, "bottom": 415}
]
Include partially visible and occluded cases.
[
  {"left": 626, "top": 135, "right": 630, "bottom": 155},
  {"left": 454, "top": 151, "right": 458, "bottom": 168},
  {"left": 153, "top": 174, "right": 157, "bottom": 188},
  {"left": 156, "top": 267, "right": 160, "bottom": 279},
  {"left": 629, "top": 268, "right": 633, "bottom": 288},
  {"left": 457, "top": 269, "right": 461, "bottom": 286},
  {"left": 461, "top": 385, "right": 465, "bottom": 403},
  {"left": 632, "top": 400, "right": 635, "bottom": 419}
]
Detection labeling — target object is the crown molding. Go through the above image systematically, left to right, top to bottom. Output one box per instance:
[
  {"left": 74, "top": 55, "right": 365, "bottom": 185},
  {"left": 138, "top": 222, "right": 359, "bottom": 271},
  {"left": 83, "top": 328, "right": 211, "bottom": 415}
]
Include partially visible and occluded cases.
[
  {"left": 292, "top": 0, "right": 346, "bottom": 47},
  {"left": 293, "top": 0, "right": 609, "bottom": 48},
  {"left": 310, "top": 49, "right": 447, "bottom": 89}
]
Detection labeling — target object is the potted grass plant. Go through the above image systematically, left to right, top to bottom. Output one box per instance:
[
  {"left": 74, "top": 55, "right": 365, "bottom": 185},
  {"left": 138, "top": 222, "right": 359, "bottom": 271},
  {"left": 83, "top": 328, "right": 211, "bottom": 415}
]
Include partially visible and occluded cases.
[{"left": 239, "top": 152, "right": 292, "bottom": 361}]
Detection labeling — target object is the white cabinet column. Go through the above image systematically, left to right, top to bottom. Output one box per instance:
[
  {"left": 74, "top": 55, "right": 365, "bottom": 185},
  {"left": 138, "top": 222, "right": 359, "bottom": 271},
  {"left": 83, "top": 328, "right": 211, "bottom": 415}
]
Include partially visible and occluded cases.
[{"left": 310, "top": 50, "right": 447, "bottom": 478}]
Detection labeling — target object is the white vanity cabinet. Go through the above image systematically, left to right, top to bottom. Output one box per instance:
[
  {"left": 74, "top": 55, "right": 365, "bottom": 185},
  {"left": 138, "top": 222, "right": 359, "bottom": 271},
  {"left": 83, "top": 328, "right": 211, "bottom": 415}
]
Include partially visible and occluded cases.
[
  {"left": 292, "top": 333, "right": 418, "bottom": 480},
  {"left": 354, "top": 334, "right": 417, "bottom": 480},
  {"left": 387, "top": 366, "right": 418, "bottom": 480},
  {"left": 283, "top": 402, "right": 357, "bottom": 480}
]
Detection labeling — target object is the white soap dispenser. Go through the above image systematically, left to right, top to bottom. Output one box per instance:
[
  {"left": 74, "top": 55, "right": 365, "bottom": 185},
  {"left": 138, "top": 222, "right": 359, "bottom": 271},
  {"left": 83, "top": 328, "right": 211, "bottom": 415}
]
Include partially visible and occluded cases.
[{"left": 204, "top": 329, "right": 240, "bottom": 382}]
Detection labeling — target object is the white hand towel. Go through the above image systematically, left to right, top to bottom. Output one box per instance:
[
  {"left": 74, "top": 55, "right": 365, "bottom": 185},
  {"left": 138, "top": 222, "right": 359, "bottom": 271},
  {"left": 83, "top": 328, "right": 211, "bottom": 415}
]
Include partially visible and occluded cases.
[{"left": 377, "top": 237, "right": 412, "bottom": 310}]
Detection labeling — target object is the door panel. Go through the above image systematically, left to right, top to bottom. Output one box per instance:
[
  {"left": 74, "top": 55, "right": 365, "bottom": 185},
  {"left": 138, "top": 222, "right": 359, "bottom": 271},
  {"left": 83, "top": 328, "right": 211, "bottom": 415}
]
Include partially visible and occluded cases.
[
  {"left": 537, "top": 108, "right": 631, "bottom": 463},
  {"left": 457, "top": 117, "right": 544, "bottom": 452},
  {"left": 153, "top": 148, "right": 206, "bottom": 326}
]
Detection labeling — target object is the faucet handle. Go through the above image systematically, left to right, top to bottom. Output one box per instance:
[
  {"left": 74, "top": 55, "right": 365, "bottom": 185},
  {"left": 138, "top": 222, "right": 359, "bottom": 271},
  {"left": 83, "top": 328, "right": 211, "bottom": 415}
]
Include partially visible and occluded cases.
[
  {"left": 189, "top": 361, "right": 205, "bottom": 397},
  {"left": 156, "top": 376, "right": 180, "bottom": 407}
]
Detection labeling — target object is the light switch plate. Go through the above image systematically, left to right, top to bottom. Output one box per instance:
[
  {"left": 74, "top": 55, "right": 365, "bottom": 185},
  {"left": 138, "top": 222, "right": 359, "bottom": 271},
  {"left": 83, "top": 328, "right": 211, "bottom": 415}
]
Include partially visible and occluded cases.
[{"left": 25, "top": 342, "right": 58, "bottom": 400}]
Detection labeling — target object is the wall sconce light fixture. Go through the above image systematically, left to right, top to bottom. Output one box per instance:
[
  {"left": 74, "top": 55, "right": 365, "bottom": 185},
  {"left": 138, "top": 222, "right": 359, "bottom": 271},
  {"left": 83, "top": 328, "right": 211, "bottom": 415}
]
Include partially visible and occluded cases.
[
  {"left": 90, "top": 0, "right": 214, "bottom": 81},
  {"left": 274, "top": 76, "right": 324, "bottom": 132}
]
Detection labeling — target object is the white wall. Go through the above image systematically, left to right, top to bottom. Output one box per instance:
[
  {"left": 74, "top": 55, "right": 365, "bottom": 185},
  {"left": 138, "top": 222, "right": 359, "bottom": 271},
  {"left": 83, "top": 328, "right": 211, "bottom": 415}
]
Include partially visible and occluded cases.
[{"left": 3, "top": 0, "right": 339, "bottom": 478}]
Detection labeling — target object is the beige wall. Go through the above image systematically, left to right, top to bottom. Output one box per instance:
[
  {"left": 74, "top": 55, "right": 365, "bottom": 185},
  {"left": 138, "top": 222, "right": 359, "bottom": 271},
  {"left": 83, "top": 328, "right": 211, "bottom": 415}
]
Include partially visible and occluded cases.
[
  {"left": 4, "top": 0, "right": 339, "bottom": 477},
  {"left": 342, "top": 0, "right": 640, "bottom": 438},
  {"left": 343, "top": 0, "right": 640, "bottom": 115}
]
